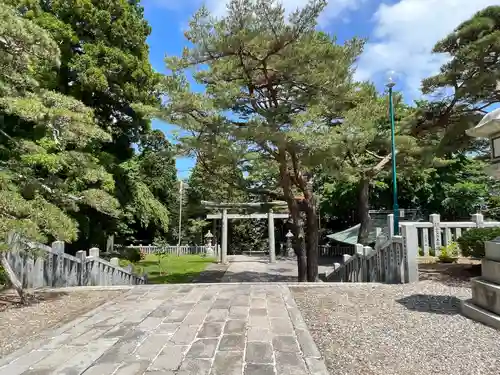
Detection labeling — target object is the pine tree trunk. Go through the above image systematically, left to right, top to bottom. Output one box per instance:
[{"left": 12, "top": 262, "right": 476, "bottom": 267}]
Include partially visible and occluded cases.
[
  {"left": 357, "top": 177, "right": 371, "bottom": 245},
  {"left": 304, "top": 192, "right": 319, "bottom": 282},
  {"left": 294, "top": 211, "right": 307, "bottom": 282},
  {"left": 0, "top": 253, "right": 29, "bottom": 304}
]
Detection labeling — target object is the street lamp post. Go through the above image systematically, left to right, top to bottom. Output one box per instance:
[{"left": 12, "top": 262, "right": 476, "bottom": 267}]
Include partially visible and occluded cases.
[{"left": 387, "top": 74, "right": 399, "bottom": 235}]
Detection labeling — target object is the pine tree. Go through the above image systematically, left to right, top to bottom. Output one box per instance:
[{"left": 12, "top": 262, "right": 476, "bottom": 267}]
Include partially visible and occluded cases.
[
  {"left": 163, "top": 0, "right": 363, "bottom": 281},
  {"left": 0, "top": 2, "right": 118, "bottom": 301},
  {"left": 415, "top": 6, "right": 500, "bottom": 153}
]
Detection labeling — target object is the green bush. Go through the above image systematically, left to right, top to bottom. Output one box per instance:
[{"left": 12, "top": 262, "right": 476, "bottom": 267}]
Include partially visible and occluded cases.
[
  {"left": 457, "top": 227, "right": 500, "bottom": 258},
  {"left": 438, "top": 242, "right": 459, "bottom": 263},
  {"left": 418, "top": 246, "right": 435, "bottom": 257},
  {"left": 117, "top": 247, "right": 141, "bottom": 263},
  {"left": 119, "top": 259, "right": 143, "bottom": 274}
]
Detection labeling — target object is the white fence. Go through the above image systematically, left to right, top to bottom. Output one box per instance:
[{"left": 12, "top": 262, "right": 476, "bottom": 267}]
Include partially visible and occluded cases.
[
  {"left": 325, "top": 213, "right": 500, "bottom": 284},
  {"left": 383, "top": 213, "right": 500, "bottom": 258},
  {"left": 6, "top": 235, "right": 146, "bottom": 289},
  {"left": 126, "top": 244, "right": 219, "bottom": 257},
  {"left": 127, "top": 244, "right": 351, "bottom": 259}
]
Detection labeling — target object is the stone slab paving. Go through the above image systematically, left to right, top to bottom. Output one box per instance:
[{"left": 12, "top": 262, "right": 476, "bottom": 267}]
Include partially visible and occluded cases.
[
  {"left": 221, "top": 255, "right": 335, "bottom": 282},
  {"left": 0, "top": 284, "right": 328, "bottom": 375}
]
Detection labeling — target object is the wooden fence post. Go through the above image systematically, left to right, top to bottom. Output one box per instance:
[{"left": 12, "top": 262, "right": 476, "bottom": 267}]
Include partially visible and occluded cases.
[{"left": 401, "top": 224, "right": 419, "bottom": 283}]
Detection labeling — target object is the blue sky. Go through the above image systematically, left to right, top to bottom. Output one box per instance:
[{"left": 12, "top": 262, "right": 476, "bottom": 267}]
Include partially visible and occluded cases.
[{"left": 142, "top": 0, "right": 498, "bottom": 178}]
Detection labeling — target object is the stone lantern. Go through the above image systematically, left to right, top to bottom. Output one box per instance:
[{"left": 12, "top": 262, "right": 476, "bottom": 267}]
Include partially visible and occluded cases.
[
  {"left": 462, "top": 108, "right": 500, "bottom": 330},
  {"left": 204, "top": 230, "right": 214, "bottom": 257},
  {"left": 285, "top": 230, "right": 295, "bottom": 258}
]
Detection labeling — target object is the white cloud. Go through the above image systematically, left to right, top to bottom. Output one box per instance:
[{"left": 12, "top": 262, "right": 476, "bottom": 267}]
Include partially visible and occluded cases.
[
  {"left": 148, "top": 0, "right": 365, "bottom": 24},
  {"left": 355, "top": 0, "right": 499, "bottom": 96}
]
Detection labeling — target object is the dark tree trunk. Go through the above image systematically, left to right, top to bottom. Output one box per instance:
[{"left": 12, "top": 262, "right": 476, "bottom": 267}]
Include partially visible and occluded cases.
[
  {"left": 357, "top": 177, "right": 371, "bottom": 245},
  {"left": 304, "top": 194, "right": 319, "bottom": 282},
  {"left": 286, "top": 204, "right": 307, "bottom": 282}
]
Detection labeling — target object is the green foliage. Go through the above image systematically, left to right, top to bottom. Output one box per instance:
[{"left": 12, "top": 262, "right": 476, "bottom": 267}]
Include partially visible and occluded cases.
[
  {"left": 165, "top": 0, "right": 363, "bottom": 196},
  {"left": 0, "top": 1, "right": 174, "bottom": 255},
  {"left": 415, "top": 6, "right": 500, "bottom": 154},
  {"left": 457, "top": 227, "right": 500, "bottom": 259},
  {"left": 437, "top": 242, "right": 459, "bottom": 263}
]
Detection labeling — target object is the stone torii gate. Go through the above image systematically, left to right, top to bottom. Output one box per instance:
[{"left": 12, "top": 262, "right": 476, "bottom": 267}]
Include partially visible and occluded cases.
[{"left": 203, "top": 201, "right": 289, "bottom": 264}]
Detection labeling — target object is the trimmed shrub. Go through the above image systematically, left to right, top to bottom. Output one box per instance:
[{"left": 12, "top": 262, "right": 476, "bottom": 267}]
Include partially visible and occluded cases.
[
  {"left": 457, "top": 227, "right": 500, "bottom": 258},
  {"left": 438, "top": 242, "right": 459, "bottom": 263},
  {"left": 120, "top": 247, "right": 142, "bottom": 263}
]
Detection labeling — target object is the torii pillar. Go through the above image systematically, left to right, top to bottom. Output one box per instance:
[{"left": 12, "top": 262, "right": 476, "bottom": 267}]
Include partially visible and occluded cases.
[
  {"left": 221, "top": 209, "right": 228, "bottom": 264},
  {"left": 268, "top": 209, "right": 276, "bottom": 263}
]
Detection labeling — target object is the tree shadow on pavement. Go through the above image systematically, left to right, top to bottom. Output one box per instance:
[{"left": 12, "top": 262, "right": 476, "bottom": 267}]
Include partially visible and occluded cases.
[{"left": 396, "top": 294, "right": 462, "bottom": 315}]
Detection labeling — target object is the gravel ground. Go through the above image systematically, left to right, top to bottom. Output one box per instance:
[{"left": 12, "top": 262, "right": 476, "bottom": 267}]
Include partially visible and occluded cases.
[
  {"left": 292, "top": 281, "right": 500, "bottom": 375},
  {"left": 0, "top": 289, "right": 124, "bottom": 357}
]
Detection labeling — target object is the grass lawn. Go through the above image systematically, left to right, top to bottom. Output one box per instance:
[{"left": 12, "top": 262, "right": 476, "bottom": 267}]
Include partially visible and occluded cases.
[{"left": 120, "top": 254, "right": 216, "bottom": 284}]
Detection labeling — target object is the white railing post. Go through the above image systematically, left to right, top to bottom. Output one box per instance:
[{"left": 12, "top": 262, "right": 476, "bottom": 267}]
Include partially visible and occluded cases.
[
  {"left": 471, "top": 213, "right": 484, "bottom": 228},
  {"left": 387, "top": 214, "right": 394, "bottom": 238},
  {"left": 430, "top": 214, "right": 441, "bottom": 256},
  {"left": 401, "top": 224, "right": 419, "bottom": 283},
  {"left": 443, "top": 227, "right": 452, "bottom": 246},
  {"left": 422, "top": 228, "right": 430, "bottom": 256},
  {"left": 393, "top": 236, "right": 404, "bottom": 283},
  {"left": 52, "top": 241, "right": 65, "bottom": 287},
  {"left": 354, "top": 244, "right": 364, "bottom": 282},
  {"left": 76, "top": 250, "right": 86, "bottom": 286}
]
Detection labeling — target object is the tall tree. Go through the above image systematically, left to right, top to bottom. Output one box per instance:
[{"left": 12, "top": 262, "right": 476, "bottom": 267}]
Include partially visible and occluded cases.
[
  {"left": 6, "top": 0, "right": 171, "bottom": 249},
  {"left": 163, "top": 0, "right": 363, "bottom": 281},
  {"left": 0, "top": 2, "right": 118, "bottom": 300},
  {"left": 414, "top": 5, "right": 499, "bottom": 153},
  {"left": 325, "top": 87, "right": 423, "bottom": 244}
]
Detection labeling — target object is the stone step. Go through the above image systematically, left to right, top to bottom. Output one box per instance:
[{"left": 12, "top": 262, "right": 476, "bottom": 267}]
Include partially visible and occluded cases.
[
  {"left": 485, "top": 240, "right": 500, "bottom": 262},
  {"left": 481, "top": 259, "right": 500, "bottom": 284},
  {"left": 471, "top": 277, "right": 500, "bottom": 315},
  {"left": 461, "top": 298, "right": 500, "bottom": 330}
]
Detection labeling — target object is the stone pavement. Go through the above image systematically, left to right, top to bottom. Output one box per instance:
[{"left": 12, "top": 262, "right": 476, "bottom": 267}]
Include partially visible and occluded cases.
[
  {"left": 220, "top": 255, "right": 337, "bottom": 282},
  {"left": 0, "top": 284, "right": 329, "bottom": 375}
]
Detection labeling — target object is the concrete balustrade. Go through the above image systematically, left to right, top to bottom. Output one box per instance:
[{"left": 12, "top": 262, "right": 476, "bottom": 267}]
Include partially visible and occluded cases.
[{"left": 5, "top": 237, "right": 146, "bottom": 288}]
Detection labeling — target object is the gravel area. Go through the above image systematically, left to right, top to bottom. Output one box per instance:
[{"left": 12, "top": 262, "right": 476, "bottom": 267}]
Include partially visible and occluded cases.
[
  {"left": 292, "top": 281, "right": 500, "bottom": 375},
  {"left": 0, "top": 289, "right": 124, "bottom": 357}
]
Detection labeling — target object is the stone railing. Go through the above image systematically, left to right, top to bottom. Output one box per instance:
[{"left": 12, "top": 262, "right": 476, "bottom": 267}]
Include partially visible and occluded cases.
[
  {"left": 325, "top": 213, "right": 500, "bottom": 284},
  {"left": 382, "top": 213, "right": 500, "bottom": 258},
  {"left": 324, "top": 237, "right": 406, "bottom": 283},
  {"left": 6, "top": 239, "right": 146, "bottom": 289},
  {"left": 127, "top": 244, "right": 217, "bottom": 257},
  {"left": 318, "top": 244, "right": 354, "bottom": 257}
]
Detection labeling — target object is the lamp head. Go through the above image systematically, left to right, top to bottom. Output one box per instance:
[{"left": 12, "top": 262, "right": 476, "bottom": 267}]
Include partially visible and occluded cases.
[{"left": 386, "top": 70, "right": 397, "bottom": 88}]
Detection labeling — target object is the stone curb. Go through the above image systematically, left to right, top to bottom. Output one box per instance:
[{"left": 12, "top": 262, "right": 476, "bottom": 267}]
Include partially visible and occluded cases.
[{"left": 37, "top": 285, "right": 134, "bottom": 293}]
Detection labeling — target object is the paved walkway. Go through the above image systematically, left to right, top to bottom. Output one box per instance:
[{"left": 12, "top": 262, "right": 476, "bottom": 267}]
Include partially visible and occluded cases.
[
  {"left": 218, "top": 255, "right": 337, "bottom": 282},
  {"left": 0, "top": 284, "right": 329, "bottom": 375}
]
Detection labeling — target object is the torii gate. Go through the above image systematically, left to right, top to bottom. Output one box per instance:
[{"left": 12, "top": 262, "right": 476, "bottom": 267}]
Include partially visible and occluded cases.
[{"left": 203, "top": 201, "right": 290, "bottom": 264}]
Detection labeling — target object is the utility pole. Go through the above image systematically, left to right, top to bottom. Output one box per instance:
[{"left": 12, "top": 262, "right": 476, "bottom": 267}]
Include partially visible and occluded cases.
[{"left": 177, "top": 180, "right": 183, "bottom": 253}]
